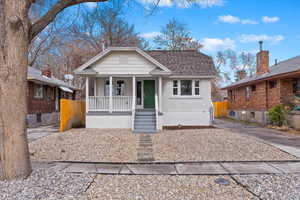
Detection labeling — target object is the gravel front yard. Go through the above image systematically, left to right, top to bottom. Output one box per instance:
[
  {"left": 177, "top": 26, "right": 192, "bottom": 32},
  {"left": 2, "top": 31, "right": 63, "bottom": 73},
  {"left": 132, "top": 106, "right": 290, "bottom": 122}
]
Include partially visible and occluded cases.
[
  {"left": 29, "top": 128, "right": 138, "bottom": 162},
  {"left": 29, "top": 128, "right": 296, "bottom": 163},
  {"left": 152, "top": 129, "right": 296, "bottom": 161},
  {"left": 0, "top": 168, "right": 93, "bottom": 200},
  {"left": 233, "top": 174, "right": 300, "bottom": 200},
  {"left": 87, "top": 175, "right": 254, "bottom": 200}
]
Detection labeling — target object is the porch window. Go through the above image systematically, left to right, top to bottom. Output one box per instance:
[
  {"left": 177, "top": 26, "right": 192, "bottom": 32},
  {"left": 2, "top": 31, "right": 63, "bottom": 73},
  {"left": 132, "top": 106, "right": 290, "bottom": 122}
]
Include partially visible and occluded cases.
[
  {"left": 89, "top": 78, "right": 95, "bottom": 96},
  {"left": 104, "top": 79, "right": 125, "bottom": 96},
  {"left": 104, "top": 80, "right": 110, "bottom": 96},
  {"left": 116, "top": 80, "right": 125, "bottom": 96},
  {"left": 173, "top": 80, "right": 178, "bottom": 95},
  {"left": 181, "top": 80, "right": 192, "bottom": 96},
  {"left": 194, "top": 80, "right": 200, "bottom": 95},
  {"left": 34, "top": 84, "right": 43, "bottom": 99}
]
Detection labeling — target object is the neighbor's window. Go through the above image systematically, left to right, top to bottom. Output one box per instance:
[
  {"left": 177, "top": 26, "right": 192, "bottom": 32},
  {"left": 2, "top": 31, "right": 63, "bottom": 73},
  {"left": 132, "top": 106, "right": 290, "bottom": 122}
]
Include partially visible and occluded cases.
[
  {"left": 293, "top": 78, "right": 300, "bottom": 94},
  {"left": 116, "top": 80, "right": 125, "bottom": 96},
  {"left": 173, "top": 80, "right": 178, "bottom": 95},
  {"left": 181, "top": 80, "right": 192, "bottom": 95},
  {"left": 194, "top": 80, "right": 200, "bottom": 95},
  {"left": 269, "top": 80, "right": 277, "bottom": 89},
  {"left": 34, "top": 84, "right": 43, "bottom": 99},
  {"left": 251, "top": 85, "right": 256, "bottom": 92},
  {"left": 245, "top": 86, "right": 250, "bottom": 101}
]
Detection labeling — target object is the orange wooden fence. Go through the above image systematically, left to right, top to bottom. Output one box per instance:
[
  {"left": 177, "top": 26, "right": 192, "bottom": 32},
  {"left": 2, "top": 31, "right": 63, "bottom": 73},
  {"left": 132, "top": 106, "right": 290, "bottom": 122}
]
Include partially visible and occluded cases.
[
  {"left": 60, "top": 99, "right": 85, "bottom": 132},
  {"left": 213, "top": 101, "right": 228, "bottom": 118}
]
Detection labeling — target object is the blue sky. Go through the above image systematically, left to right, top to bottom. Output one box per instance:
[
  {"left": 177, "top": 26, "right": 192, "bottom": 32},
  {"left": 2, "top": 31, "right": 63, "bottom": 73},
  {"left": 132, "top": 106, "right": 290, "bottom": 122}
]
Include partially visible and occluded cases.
[{"left": 85, "top": 0, "right": 299, "bottom": 65}]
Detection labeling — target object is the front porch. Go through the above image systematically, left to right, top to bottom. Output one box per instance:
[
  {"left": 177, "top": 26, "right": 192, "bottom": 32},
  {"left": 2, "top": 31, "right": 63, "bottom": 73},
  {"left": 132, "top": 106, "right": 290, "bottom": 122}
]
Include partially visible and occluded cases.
[{"left": 85, "top": 76, "right": 163, "bottom": 131}]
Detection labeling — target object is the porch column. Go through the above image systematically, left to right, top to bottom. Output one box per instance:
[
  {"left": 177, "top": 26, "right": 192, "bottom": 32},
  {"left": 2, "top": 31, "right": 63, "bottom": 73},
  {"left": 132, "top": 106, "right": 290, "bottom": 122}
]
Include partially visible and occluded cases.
[
  {"left": 109, "top": 76, "right": 113, "bottom": 113},
  {"left": 132, "top": 76, "right": 136, "bottom": 109},
  {"left": 85, "top": 77, "right": 89, "bottom": 113},
  {"left": 158, "top": 77, "right": 162, "bottom": 113}
]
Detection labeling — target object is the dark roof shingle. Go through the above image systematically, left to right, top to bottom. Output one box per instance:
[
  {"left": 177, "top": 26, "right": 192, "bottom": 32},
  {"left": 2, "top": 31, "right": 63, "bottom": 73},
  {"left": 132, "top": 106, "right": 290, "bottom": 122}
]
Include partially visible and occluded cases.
[
  {"left": 146, "top": 50, "right": 216, "bottom": 76},
  {"left": 224, "top": 55, "right": 300, "bottom": 89}
]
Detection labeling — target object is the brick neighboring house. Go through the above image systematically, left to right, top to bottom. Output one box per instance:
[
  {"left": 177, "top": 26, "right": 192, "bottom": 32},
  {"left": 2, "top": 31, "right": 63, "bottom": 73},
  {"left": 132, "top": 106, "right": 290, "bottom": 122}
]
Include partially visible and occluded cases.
[
  {"left": 223, "top": 42, "right": 300, "bottom": 125},
  {"left": 27, "top": 66, "right": 80, "bottom": 128}
]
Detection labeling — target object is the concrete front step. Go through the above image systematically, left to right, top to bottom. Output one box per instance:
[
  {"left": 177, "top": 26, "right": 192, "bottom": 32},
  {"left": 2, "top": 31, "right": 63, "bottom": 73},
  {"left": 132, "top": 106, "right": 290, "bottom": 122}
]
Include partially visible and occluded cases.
[
  {"left": 136, "top": 113, "right": 156, "bottom": 116},
  {"left": 135, "top": 115, "right": 155, "bottom": 120},
  {"left": 135, "top": 121, "right": 156, "bottom": 126},
  {"left": 135, "top": 124, "right": 156, "bottom": 129},
  {"left": 133, "top": 129, "right": 158, "bottom": 133}
]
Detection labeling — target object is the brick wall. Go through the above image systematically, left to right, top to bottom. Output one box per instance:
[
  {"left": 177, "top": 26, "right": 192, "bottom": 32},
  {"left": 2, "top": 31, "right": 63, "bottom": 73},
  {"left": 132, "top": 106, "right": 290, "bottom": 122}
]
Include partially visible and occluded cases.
[{"left": 228, "top": 78, "right": 294, "bottom": 111}]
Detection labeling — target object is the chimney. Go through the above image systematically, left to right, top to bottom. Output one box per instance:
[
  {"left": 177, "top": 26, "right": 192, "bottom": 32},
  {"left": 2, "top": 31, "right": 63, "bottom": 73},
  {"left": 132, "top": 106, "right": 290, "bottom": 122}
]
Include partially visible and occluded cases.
[
  {"left": 256, "top": 41, "right": 269, "bottom": 75},
  {"left": 42, "top": 68, "right": 52, "bottom": 78},
  {"left": 236, "top": 70, "right": 247, "bottom": 81}
]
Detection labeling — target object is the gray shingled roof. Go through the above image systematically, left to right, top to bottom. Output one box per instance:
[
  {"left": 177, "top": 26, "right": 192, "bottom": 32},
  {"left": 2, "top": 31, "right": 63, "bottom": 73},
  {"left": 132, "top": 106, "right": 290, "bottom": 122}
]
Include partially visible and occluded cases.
[
  {"left": 146, "top": 50, "right": 216, "bottom": 76},
  {"left": 224, "top": 55, "right": 300, "bottom": 89},
  {"left": 27, "top": 67, "right": 79, "bottom": 90}
]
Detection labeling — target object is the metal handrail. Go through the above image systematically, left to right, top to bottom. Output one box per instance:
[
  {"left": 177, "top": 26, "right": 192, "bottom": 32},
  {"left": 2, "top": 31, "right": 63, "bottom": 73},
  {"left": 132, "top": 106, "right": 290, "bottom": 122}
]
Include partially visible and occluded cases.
[
  {"left": 155, "top": 94, "right": 159, "bottom": 131},
  {"left": 131, "top": 96, "right": 136, "bottom": 130}
]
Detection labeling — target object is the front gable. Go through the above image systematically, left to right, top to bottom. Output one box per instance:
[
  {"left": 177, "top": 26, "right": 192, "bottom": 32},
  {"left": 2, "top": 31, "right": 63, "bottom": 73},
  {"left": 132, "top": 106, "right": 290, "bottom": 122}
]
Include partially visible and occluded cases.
[
  {"left": 74, "top": 47, "right": 171, "bottom": 76},
  {"left": 91, "top": 51, "right": 157, "bottom": 75}
]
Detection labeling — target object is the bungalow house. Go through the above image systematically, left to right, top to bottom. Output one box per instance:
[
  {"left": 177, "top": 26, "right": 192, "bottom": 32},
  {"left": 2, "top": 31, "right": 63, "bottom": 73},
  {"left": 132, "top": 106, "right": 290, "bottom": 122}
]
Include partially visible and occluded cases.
[
  {"left": 223, "top": 42, "right": 300, "bottom": 125},
  {"left": 74, "top": 47, "right": 216, "bottom": 133},
  {"left": 27, "top": 66, "right": 80, "bottom": 127}
]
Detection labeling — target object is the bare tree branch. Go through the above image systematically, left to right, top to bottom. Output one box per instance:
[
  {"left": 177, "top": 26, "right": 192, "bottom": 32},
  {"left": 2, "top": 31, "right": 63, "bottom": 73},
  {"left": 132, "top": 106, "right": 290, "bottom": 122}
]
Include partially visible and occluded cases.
[{"left": 29, "top": 0, "right": 109, "bottom": 41}]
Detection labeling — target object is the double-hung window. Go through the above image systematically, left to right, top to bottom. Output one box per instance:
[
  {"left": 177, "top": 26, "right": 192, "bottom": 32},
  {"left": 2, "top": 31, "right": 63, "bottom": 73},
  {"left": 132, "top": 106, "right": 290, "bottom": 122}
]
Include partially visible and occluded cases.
[
  {"left": 104, "top": 80, "right": 125, "bottom": 96},
  {"left": 116, "top": 80, "right": 125, "bottom": 96},
  {"left": 172, "top": 80, "right": 200, "bottom": 96},
  {"left": 173, "top": 80, "right": 178, "bottom": 95},
  {"left": 181, "top": 80, "right": 192, "bottom": 95},
  {"left": 194, "top": 80, "right": 200, "bottom": 95}
]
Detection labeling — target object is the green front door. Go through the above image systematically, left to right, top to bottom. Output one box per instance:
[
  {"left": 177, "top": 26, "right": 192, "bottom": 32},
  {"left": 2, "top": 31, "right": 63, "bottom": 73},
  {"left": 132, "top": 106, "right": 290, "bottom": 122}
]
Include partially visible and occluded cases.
[{"left": 143, "top": 80, "right": 155, "bottom": 108}]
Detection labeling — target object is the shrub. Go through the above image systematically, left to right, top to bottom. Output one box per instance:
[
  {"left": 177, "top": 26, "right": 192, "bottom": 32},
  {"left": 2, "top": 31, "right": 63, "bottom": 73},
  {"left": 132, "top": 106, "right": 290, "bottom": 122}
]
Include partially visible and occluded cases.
[{"left": 267, "top": 105, "right": 287, "bottom": 126}]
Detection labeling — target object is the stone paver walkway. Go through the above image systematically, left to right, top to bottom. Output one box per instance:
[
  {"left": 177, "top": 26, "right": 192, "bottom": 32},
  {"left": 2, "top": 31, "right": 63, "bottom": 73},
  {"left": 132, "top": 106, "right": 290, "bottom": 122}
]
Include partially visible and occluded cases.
[
  {"left": 214, "top": 119, "right": 300, "bottom": 158},
  {"left": 137, "top": 134, "right": 154, "bottom": 162},
  {"left": 52, "top": 160, "right": 300, "bottom": 175}
]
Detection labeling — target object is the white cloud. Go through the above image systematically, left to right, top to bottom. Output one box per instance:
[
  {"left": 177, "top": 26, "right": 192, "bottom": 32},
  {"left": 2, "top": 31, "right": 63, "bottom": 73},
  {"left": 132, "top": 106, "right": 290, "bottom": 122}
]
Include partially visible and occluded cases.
[
  {"left": 137, "top": 0, "right": 224, "bottom": 8},
  {"left": 85, "top": 2, "right": 97, "bottom": 9},
  {"left": 218, "top": 15, "right": 258, "bottom": 25},
  {"left": 218, "top": 15, "right": 240, "bottom": 24},
  {"left": 262, "top": 16, "right": 279, "bottom": 23},
  {"left": 139, "top": 31, "right": 161, "bottom": 39},
  {"left": 238, "top": 34, "right": 284, "bottom": 44},
  {"left": 201, "top": 37, "right": 235, "bottom": 52}
]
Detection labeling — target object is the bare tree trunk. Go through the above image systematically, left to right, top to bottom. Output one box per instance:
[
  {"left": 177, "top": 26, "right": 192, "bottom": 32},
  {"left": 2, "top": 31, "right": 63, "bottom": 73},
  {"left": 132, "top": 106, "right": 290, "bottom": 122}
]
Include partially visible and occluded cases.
[{"left": 0, "top": 0, "right": 31, "bottom": 180}]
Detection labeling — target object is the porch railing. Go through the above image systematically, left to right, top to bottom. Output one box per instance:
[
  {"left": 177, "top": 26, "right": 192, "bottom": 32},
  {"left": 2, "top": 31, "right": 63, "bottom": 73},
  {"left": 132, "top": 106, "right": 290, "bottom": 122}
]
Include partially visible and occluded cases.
[
  {"left": 88, "top": 96, "right": 132, "bottom": 112},
  {"left": 89, "top": 96, "right": 109, "bottom": 111},
  {"left": 112, "top": 96, "right": 132, "bottom": 111}
]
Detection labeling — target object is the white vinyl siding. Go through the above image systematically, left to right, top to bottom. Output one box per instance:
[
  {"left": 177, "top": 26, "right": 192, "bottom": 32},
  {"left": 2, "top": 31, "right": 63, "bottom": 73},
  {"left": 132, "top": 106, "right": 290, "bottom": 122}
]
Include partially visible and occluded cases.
[{"left": 92, "top": 51, "right": 157, "bottom": 75}]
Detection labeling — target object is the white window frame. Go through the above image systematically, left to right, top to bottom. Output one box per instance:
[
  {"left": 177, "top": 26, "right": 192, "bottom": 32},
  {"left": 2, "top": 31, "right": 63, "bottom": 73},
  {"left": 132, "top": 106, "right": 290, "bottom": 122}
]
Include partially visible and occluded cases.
[
  {"left": 172, "top": 79, "right": 201, "bottom": 97},
  {"left": 172, "top": 80, "right": 179, "bottom": 95},
  {"left": 194, "top": 80, "right": 200, "bottom": 96},
  {"left": 34, "top": 84, "right": 43, "bottom": 99}
]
